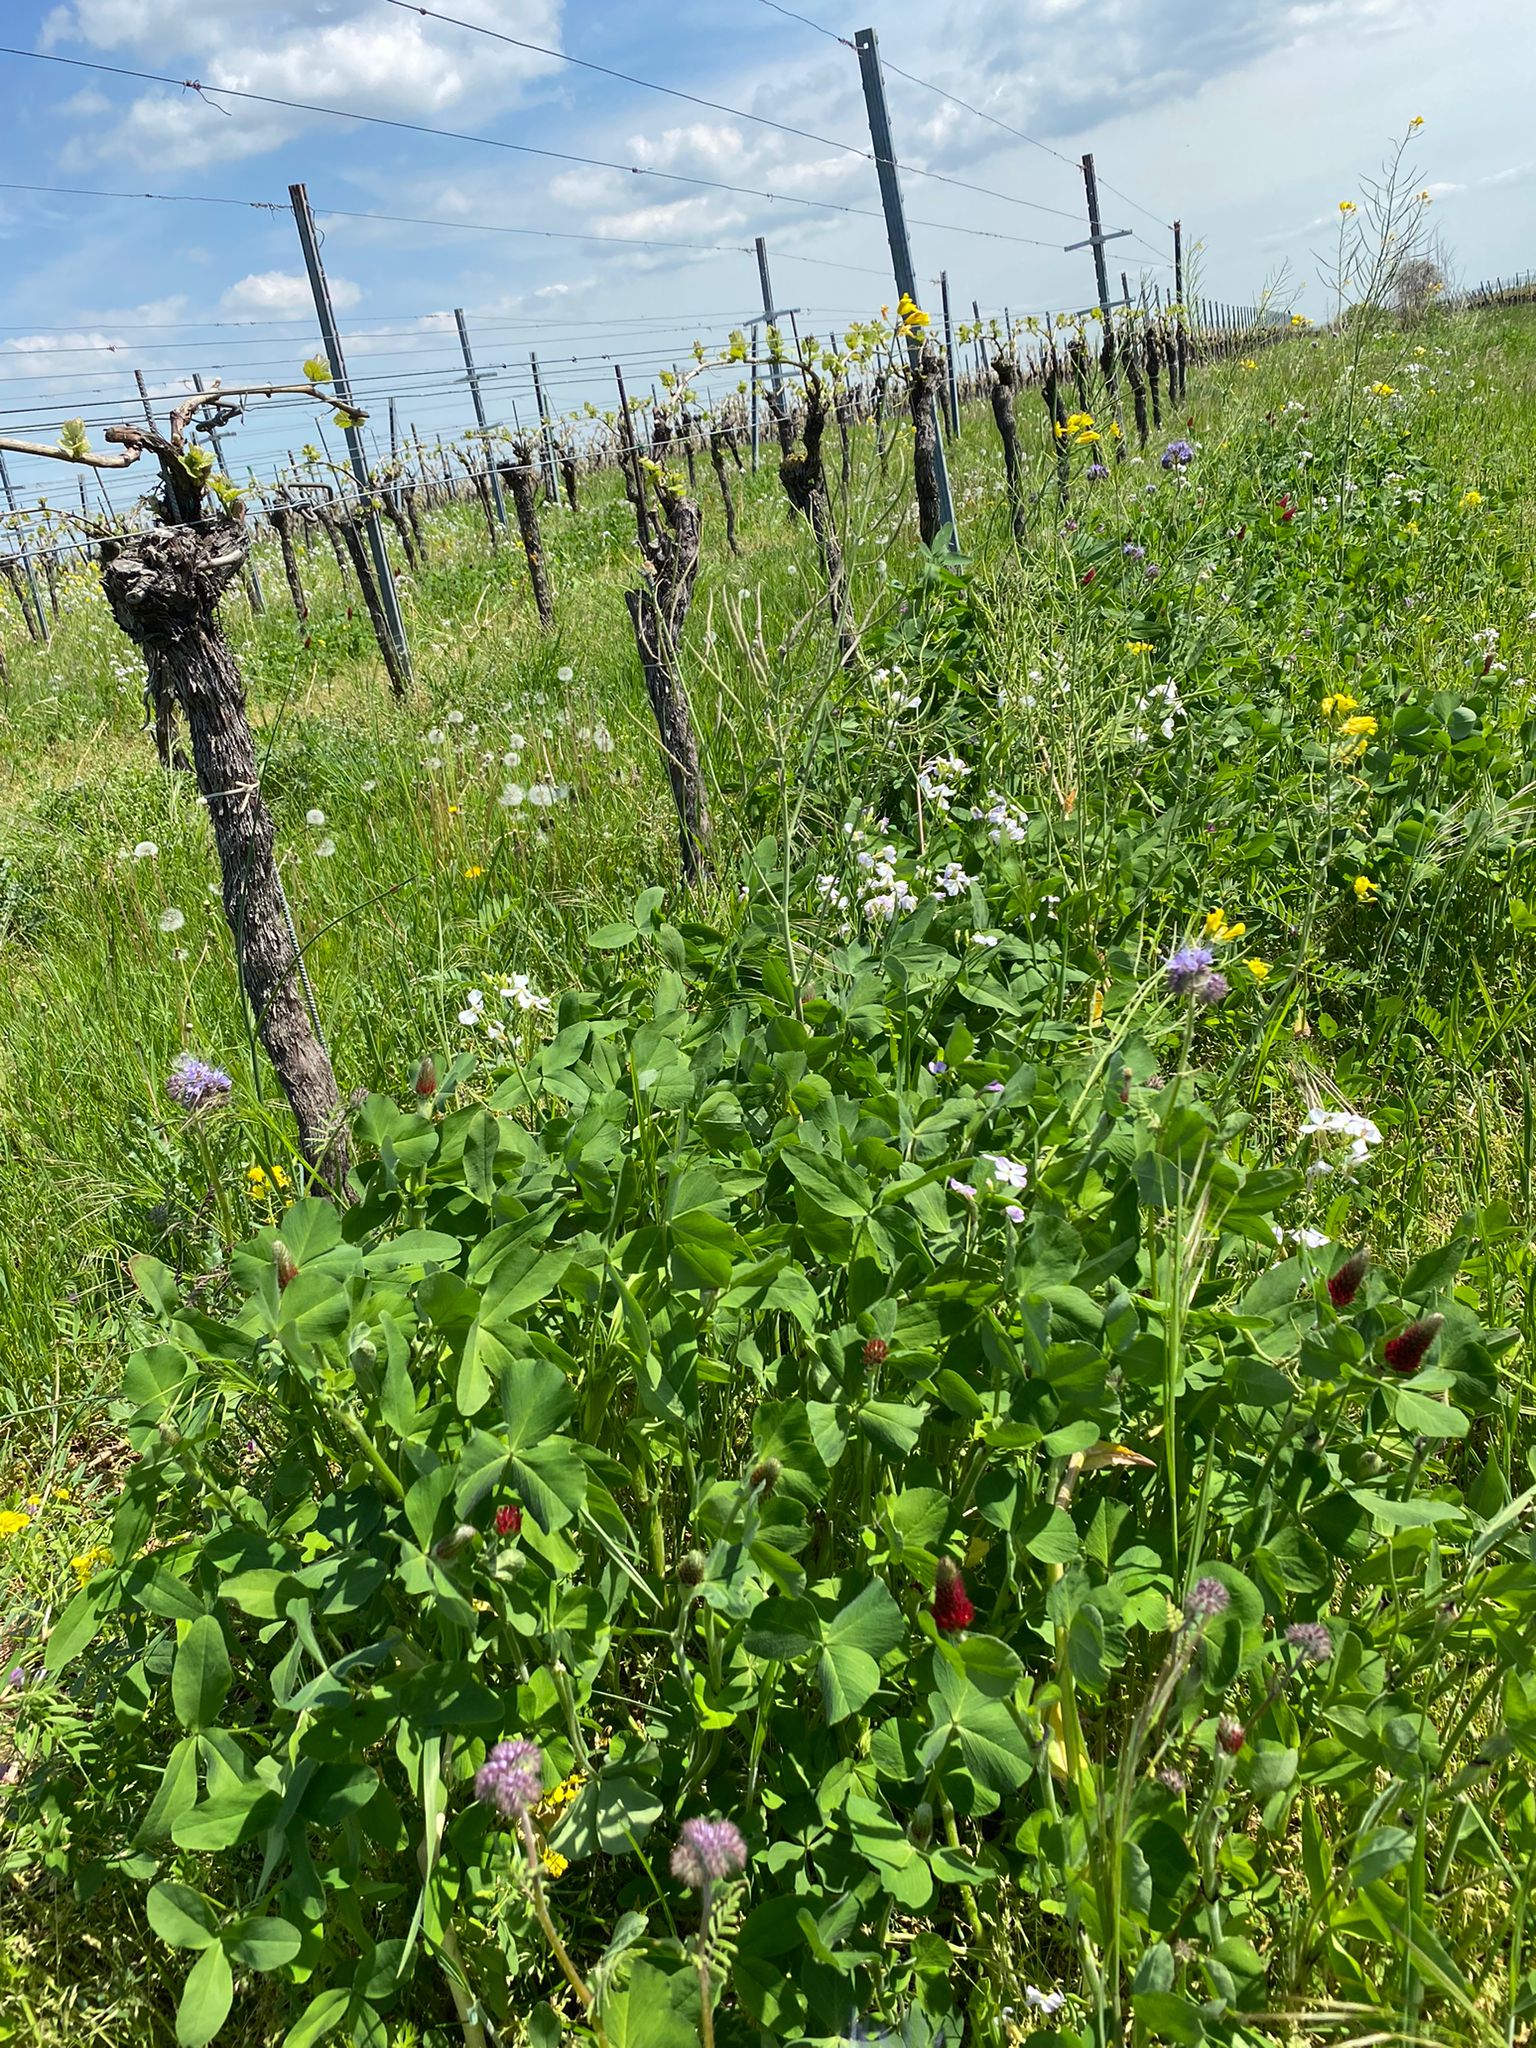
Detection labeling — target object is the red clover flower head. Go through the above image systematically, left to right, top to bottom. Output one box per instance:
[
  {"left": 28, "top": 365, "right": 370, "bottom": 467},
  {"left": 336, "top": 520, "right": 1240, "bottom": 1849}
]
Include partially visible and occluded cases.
[
  {"left": 1327, "top": 1248, "right": 1369, "bottom": 1307},
  {"left": 1383, "top": 1313, "right": 1444, "bottom": 1375},
  {"left": 862, "top": 1336, "right": 889, "bottom": 1367},
  {"left": 494, "top": 1503, "right": 522, "bottom": 1538},
  {"left": 932, "top": 1556, "right": 976, "bottom": 1634},
  {"left": 1183, "top": 1577, "right": 1230, "bottom": 1622},
  {"left": 1285, "top": 1621, "right": 1333, "bottom": 1664},
  {"left": 1216, "top": 1715, "right": 1246, "bottom": 1755},
  {"left": 475, "top": 1738, "right": 544, "bottom": 1817},
  {"left": 671, "top": 1816, "right": 748, "bottom": 1889}
]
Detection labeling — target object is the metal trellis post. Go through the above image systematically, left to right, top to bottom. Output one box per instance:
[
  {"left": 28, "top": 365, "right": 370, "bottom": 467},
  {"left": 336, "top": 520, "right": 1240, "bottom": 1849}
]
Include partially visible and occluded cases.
[
  {"left": 852, "top": 25, "right": 957, "bottom": 544},
  {"left": 289, "top": 181, "right": 412, "bottom": 683},
  {"left": 939, "top": 270, "right": 960, "bottom": 438},
  {"left": 453, "top": 308, "right": 508, "bottom": 527},
  {"left": 530, "top": 352, "right": 560, "bottom": 506},
  {"left": 191, "top": 372, "right": 265, "bottom": 613},
  {"left": 0, "top": 451, "right": 47, "bottom": 644}
]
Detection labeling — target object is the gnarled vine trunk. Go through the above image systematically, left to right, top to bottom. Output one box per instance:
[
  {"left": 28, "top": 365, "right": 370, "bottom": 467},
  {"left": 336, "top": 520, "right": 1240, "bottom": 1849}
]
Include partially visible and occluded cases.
[
  {"left": 906, "top": 345, "right": 945, "bottom": 548},
  {"left": 989, "top": 353, "right": 1028, "bottom": 547},
  {"left": 778, "top": 373, "right": 857, "bottom": 667},
  {"left": 709, "top": 426, "right": 742, "bottom": 558},
  {"left": 500, "top": 445, "right": 555, "bottom": 630},
  {"left": 624, "top": 481, "right": 709, "bottom": 884},
  {"left": 99, "top": 524, "right": 347, "bottom": 1186}
]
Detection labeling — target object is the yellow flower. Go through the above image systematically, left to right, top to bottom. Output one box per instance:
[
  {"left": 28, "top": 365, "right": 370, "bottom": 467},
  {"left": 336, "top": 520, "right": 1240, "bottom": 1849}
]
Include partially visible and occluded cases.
[
  {"left": 1410, "top": 114, "right": 1424, "bottom": 127},
  {"left": 1417, "top": 190, "right": 1431, "bottom": 203},
  {"left": 1338, "top": 200, "right": 1356, "bottom": 214},
  {"left": 1290, "top": 313, "right": 1310, "bottom": 328},
  {"left": 1241, "top": 357, "right": 1258, "bottom": 371},
  {"left": 1370, "top": 382, "right": 1395, "bottom": 397},
  {"left": 1064, "top": 411, "right": 1095, "bottom": 433},
  {"left": 1109, "top": 421, "right": 1122, "bottom": 441},
  {"left": 1077, "top": 428, "right": 1101, "bottom": 444},
  {"left": 1459, "top": 488, "right": 1483, "bottom": 510},
  {"left": 1403, "top": 519, "right": 1419, "bottom": 533},
  {"left": 1125, "top": 641, "right": 1154, "bottom": 655},
  {"left": 1320, "top": 693, "right": 1359, "bottom": 717},
  {"left": 1339, "top": 715, "right": 1377, "bottom": 739},
  {"left": 447, "top": 804, "right": 461, "bottom": 816},
  {"left": 463, "top": 865, "right": 484, "bottom": 880},
  {"left": 1353, "top": 875, "right": 1379, "bottom": 902},
  {"left": 1203, "top": 910, "right": 1247, "bottom": 944},
  {"left": 1245, "top": 958, "right": 1271, "bottom": 981},
  {"left": 1090, "top": 986, "right": 1105, "bottom": 1026},
  {"left": 247, "top": 1162, "right": 292, "bottom": 1196},
  {"left": 52, "top": 1488, "right": 71, "bottom": 1504},
  {"left": 0, "top": 1510, "right": 32, "bottom": 1539},
  {"left": 70, "top": 1545, "right": 113, "bottom": 1587},
  {"left": 542, "top": 1849, "right": 569, "bottom": 1879}
]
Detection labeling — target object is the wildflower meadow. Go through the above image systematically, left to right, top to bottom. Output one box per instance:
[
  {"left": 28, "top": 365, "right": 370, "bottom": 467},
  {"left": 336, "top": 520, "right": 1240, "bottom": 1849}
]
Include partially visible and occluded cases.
[{"left": 1, "top": 152, "right": 1535, "bottom": 2048}]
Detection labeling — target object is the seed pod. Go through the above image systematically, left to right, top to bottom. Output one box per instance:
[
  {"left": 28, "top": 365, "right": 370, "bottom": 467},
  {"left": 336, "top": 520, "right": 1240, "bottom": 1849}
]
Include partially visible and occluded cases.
[
  {"left": 750, "top": 1456, "right": 782, "bottom": 1493},
  {"left": 677, "top": 1548, "right": 707, "bottom": 1587}
]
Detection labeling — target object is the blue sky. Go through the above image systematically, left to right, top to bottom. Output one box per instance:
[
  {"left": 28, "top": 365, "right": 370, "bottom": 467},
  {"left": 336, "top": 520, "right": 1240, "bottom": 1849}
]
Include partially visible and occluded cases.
[{"left": 0, "top": 0, "right": 1527, "bottom": 506}]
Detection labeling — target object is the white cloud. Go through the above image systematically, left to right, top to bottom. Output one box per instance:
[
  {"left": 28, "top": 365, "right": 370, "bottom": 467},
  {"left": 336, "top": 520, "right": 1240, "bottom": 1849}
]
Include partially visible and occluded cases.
[
  {"left": 46, "top": 0, "right": 567, "bottom": 169},
  {"left": 219, "top": 270, "right": 361, "bottom": 315}
]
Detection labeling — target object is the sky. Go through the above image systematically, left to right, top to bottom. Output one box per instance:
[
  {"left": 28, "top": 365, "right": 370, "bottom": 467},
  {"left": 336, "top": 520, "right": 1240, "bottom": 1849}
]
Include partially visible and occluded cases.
[{"left": 0, "top": 0, "right": 1528, "bottom": 510}]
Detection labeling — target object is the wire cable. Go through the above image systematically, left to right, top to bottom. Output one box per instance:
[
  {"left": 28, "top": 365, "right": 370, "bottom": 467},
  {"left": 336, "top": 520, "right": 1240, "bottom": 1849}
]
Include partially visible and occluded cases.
[
  {"left": 382, "top": 0, "right": 1085, "bottom": 223},
  {"left": 0, "top": 47, "right": 1065, "bottom": 251}
]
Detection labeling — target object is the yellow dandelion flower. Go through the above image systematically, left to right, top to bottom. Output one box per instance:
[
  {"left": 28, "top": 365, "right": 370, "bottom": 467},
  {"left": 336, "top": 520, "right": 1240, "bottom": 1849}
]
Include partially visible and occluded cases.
[
  {"left": 1459, "top": 488, "right": 1483, "bottom": 510},
  {"left": 1339, "top": 714, "right": 1377, "bottom": 739},
  {"left": 1353, "top": 875, "right": 1379, "bottom": 902},
  {"left": 1245, "top": 958, "right": 1271, "bottom": 981},
  {"left": 0, "top": 1510, "right": 32, "bottom": 1539},
  {"left": 70, "top": 1545, "right": 113, "bottom": 1587}
]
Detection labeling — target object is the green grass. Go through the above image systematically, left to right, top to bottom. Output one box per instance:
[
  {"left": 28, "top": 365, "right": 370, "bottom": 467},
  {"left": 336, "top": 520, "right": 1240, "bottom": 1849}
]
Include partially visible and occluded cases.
[{"left": 1, "top": 300, "right": 1536, "bottom": 2042}]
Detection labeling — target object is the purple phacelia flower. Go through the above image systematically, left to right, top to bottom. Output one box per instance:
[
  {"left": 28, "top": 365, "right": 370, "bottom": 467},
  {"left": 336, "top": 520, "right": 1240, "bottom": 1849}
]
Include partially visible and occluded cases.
[
  {"left": 1161, "top": 439, "right": 1196, "bottom": 469},
  {"left": 1086, "top": 462, "right": 1109, "bottom": 480},
  {"left": 1123, "top": 542, "right": 1147, "bottom": 560},
  {"left": 1164, "top": 945, "right": 1215, "bottom": 995},
  {"left": 166, "top": 1054, "right": 233, "bottom": 1111},
  {"left": 474, "top": 1738, "right": 544, "bottom": 1818},
  {"left": 671, "top": 1816, "right": 748, "bottom": 1889}
]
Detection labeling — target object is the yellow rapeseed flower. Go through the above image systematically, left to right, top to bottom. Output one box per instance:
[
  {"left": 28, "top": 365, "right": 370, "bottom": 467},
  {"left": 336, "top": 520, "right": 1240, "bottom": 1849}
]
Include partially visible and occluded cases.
[
  {"left": 1410, "top": 114, "right": 1425, "bottom": 128},
  {"left": 1338, "top": 200, "right": 1356, "bottom": 214},
  {"left": 1291, "top": 313, "right": 1310, "bottom": 328},
  {"left": 1241, "top": 357, "right": 1258, "bottom": 370},
  {"left": 1459, "top": 488, "right": 1483, "bottom": 510},
  {"left": 1125, "top": 641, "right": 1155, "bottom": 655},
  {"left": 1340, "top": 715, "right": 1378, "bottom": 738},
  {"left": 1353, "top": 875, "right": 1380, "bottom": 903},
  {"left": 1245, "top": 958, "right": 1271, "bottom": 981},
  {"left": 0, "top": 1509, "right": 32, "bottom": 1539}
]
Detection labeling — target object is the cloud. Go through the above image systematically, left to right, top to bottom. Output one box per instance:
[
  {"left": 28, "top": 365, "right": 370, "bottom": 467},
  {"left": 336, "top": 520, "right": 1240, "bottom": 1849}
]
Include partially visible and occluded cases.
[
  {"left": 44, "top": 0, "right": 567, "bottom": 170},
  {"left": 219, "top": 269, "right": 361, "bottom": 315}
]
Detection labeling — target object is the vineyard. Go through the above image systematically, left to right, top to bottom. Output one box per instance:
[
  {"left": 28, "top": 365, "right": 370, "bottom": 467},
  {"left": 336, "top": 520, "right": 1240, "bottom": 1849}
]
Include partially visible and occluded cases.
[{"left": 0, "top": 18, "right": 1535, "bottom": 2048}]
